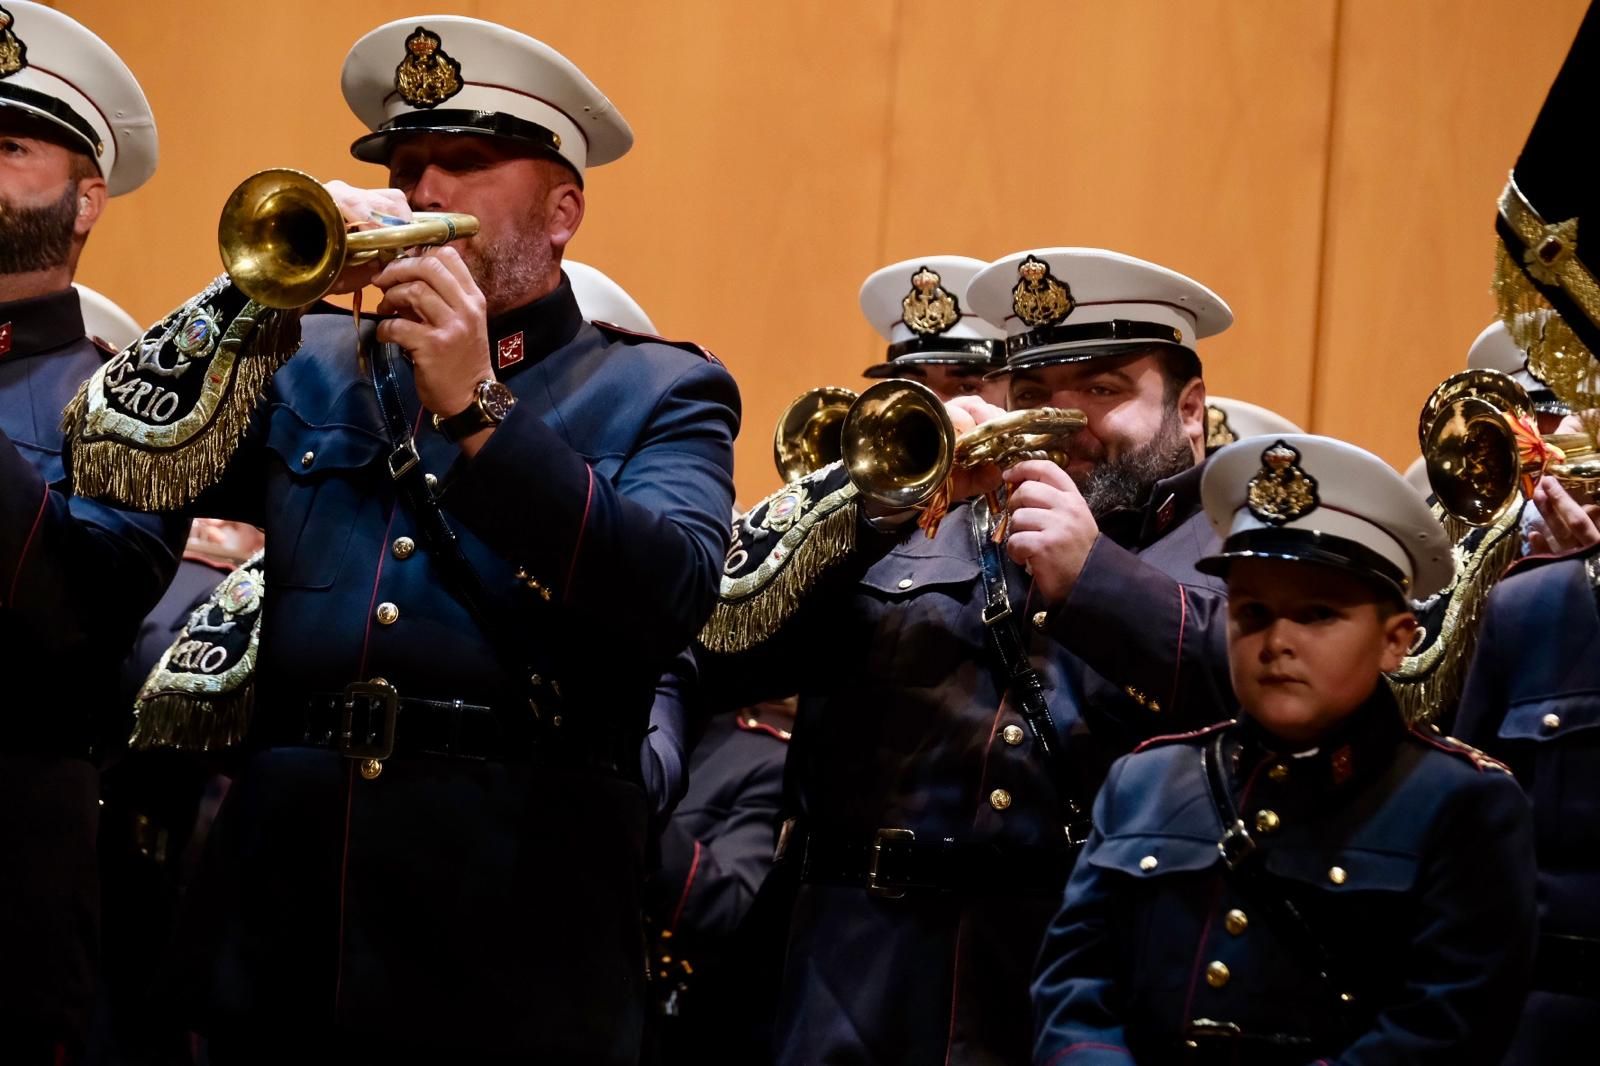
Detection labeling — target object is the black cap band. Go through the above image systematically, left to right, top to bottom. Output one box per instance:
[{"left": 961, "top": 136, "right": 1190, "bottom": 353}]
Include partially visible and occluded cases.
[
  {"left": 0, "top": 82, "right": 101, "bottom": 159},
  {"left": 350, "top": 109, "right": 570, "bottom": 175},
  {"left": 1006, "top": 319, "right": 1182, "bottom": 362},
  {"left": 885, "top": 335, "right": 1005, "bottom": 365},
  {"left": 1197, "top": 527, "right": 1410, "bottom": 596}
]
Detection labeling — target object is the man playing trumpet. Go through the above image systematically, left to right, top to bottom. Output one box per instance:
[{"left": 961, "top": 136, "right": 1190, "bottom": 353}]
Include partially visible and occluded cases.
[
  {"left": 54, "top": 14, "right": 740, "bottom": 1063},
  {"left": 700, "top": 247, "right": 1235, "bottom": 1065}
]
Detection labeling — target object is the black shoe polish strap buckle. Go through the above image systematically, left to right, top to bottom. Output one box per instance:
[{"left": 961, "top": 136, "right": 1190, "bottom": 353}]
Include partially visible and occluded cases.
[
  {"left": 339, "top": 680, "right": 399, "bottom": 761},
  {"left": 867, "top": 827, "right": 916, "bottom": 899}
]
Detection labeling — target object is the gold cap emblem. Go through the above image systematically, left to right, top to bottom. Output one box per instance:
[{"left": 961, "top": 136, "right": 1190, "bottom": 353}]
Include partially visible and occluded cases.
[
  {"left": 0, "top": 7, "right": 27, "bottom": 79},
  {"left": 395, "top": 27, "right": 463, "bottom": 109},
  {"left": 1012, "top": 255, "right": 1074, "bottom": 328},
  {"left": 900, "top": 266, "right": 961, "bottom": 336},
  {"left": 1205, "top": 404, "right": 1236, "bottom": 451},
  {"left": 1247, "top": 440, "right": 1319, "bottom": 525}
]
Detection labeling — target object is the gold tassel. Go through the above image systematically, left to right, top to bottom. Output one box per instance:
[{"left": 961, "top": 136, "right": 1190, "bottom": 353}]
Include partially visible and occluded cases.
[
  {"left": 65, "top": 303, "right": 301, "bottom": 511},
  {"left": 698, "top": 498, "right": 858, "bottom": 654},
  {"left": 1388, "top": 503, "right": 1522, "bottom": 726},
  {"left": 129, "top": 686, "right": 255, "bottom": 752}
]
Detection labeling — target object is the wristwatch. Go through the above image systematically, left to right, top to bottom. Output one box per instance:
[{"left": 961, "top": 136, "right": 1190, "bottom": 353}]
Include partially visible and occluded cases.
[{"left": 432, "top": 379, "right": 517, "bottom": 443}]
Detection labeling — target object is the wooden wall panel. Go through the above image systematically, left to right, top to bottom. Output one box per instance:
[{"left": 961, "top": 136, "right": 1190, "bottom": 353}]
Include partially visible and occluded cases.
[
  {"left": 877, "top": 0, "right": 1339, "bottom": 434},
  {"left": 1313, "top": 0, "right": 1589, "bottom": 469}
]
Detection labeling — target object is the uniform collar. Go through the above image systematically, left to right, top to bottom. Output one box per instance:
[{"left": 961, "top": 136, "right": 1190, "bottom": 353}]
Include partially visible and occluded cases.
[
  {"left": 485, "top": 272, "right": 585, "bottom": 379},
  {"left": 0, "top": 287, "right": 87, "bottom": 362},
  {"left": 1096, "top": 456, "right": 1206, "bottom": 549},
  {"left": 1235, "top": 683, "right": 1407, "bottom": 796}
]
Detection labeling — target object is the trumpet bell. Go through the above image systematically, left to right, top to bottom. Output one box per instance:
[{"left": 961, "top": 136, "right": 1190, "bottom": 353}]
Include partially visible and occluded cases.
[
  {"left": 219, "top": 169, "right": 350, "bottom": 310},
  {"left": 1419, "top": 369, "right": 1535, "bottom": 527},
  {"left": 839, "top": 379, "right": 954, "bottom": 511},
  {"left": 774, "top": 386, "right": 857, "bottom": 482}
]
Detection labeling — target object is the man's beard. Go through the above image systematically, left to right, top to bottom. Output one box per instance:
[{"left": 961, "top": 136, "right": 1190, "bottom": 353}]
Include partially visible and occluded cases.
[
  {"left": 0, "top": 183, "right": 77, "bottom": 276},
  {"left": 458, "top": 202, "right": 554, "bottom": 315},
  {"left": 1069, "top": 408, "right": 1196, "bottom": 519}
]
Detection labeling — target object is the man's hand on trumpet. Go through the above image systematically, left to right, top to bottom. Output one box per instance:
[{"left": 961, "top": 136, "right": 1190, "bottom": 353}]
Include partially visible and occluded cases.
[
  {"left": 322, "top": 181, "right": 497, "bottom": 456},
  {"left": 944, "top": 396, "right": 1006, "bottom": 503},
  {"left": 1002, "top": 459, "right": 1099, "bottom": 605},
  {"left": 1528, "top": 474, "right": 1600, "bottom": 554}
]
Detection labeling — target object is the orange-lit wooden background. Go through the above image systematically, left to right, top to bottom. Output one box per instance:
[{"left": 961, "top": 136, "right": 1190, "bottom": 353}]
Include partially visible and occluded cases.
[{"left": 57, "top": 0, "right": 1588, "bottom": 505}]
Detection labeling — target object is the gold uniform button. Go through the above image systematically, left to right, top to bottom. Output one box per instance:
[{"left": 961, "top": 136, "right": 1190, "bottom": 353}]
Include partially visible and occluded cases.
[
  {"left": 300, "top": 450, "right": 314, "bottom": 468},
  {"left": 424, "top": 473, "right": 440, "bottom": 492},
  {"left": 392, "top": 536, "right": 416, "bottom": 560},
  {"left": 897, "top": 577, "right": 914, "bottom": 590},
  {"left": 375, "top": 602, "right": 400, "bottom": 625},
  {"left": 1032, "top": 610, "right": 1048, "bottom": 630},
  {"left": 1542, "top": 713, "right": 1561, "bottom": 731},
  {"left": 1002, "top": 724, "right": 1026, "bottom": 747},
  {"left": 359, "top": 758, "right": 384, "bottom": 780},
  {"left": 1268, "top": 762, "right": 1290, "bottom": 783},
  {"left": 989, "top": 788, "right": 1012, "bottom": 811},
  {"left": 1254, "top": 809, "right": 1281, "bottom": 833},
  {"left": 1139, "top": 855, "right": 1158, "bottom": 872},
  {"left": 1328, "top": 866, "right": 1348, "bottom": 885},
  {"left": 1224, "top": 909, "right": 1249, "bottom": 936},
  {"left": 1205, "top": 961, "right": 1230, "bottom": 988}
]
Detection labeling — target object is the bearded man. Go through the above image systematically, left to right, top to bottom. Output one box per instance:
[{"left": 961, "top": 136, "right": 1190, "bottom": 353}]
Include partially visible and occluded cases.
[
  {"left": 48, "top": 15, "right": 739, "bottom": 1063},
  {"left": 699, "top": 247, "right": 1236, "bottom": 1064}
]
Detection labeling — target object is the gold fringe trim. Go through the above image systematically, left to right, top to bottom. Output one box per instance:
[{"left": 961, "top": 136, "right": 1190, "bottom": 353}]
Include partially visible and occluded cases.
[
  {"left": 64, "top": 304, "right": 301, "bottom": 511},
  {"left": 698, "top": 497, "right": 858, "bottom": 654},
  {"left": 1387, "top": 502, "right": 1522, "bottom": 725},
  {"left": 128, "top": 686, "right": 255, "bottom": 752}
]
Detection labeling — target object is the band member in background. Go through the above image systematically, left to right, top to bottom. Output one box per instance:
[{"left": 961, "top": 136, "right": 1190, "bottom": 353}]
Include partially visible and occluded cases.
[
  {"left": 0, "top": 5, "right": 180, "bottom": 1061},
  {"left": 55, "top": 15, "right": 738, "bottom": 1062},
  {"left": 701, "top": 247, "right": 1236, "bottom": 1064},
  {"left": 1034, "top": 434, "right": 1535, "bottom": 1065}
]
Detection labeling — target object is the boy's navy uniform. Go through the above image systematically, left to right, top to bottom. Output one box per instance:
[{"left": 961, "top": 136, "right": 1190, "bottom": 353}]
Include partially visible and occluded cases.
[{"left": 1032, "top": 435, "right": 1538, "bottom": 1065}]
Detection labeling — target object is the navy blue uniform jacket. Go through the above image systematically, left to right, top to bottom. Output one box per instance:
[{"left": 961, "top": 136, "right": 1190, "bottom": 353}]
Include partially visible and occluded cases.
[
  {"left": 166, "top": 274, "right": 738, "bottom": 1062},
  {"left": 0, "top": 289, "right": 182, "bottom": 1052},
  {"left": 1032, "top": 687, "right": 1536, "bottom": 1066}
]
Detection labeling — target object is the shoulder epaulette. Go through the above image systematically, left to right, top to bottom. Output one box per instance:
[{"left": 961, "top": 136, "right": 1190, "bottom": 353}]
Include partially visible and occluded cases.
[
  {"left": 62, "top": 275, "right": 301, "bottom": 511},
  {"left": 590, "top": 320, "right": 721, "bottom": 366},
  {"left": 697, "top": 462, "right": 858, "bottom": 654},
  {"left": 130, "top": 550, "right": 265, "bottom": 752},
  {"left": 1133, "top": 719, "right": 1235, "bottom": 754},
  {"left": 1408, "top": 727, "right": 1514, "bottom": 774}
]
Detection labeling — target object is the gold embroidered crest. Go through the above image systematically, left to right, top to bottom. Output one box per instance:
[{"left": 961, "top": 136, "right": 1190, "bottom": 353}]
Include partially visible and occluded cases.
[
  {"left": 0, "top": 6, "right": 27, "bottom": 79},
  {"left": 395, "top": 26, "right": 463, "bottom": 109},
  {"left": 1012, "top": 255, "right": 1074, "bottom": 328},
  {"left": 901, "top": 266, "right": 961, "bottom": 336},
  {"left": 1205, "top": 404, "right": 1236, "bottom": 451},
  {"left": 1246, "top": 440, "right": 1319, "bottom": 525},
  {"left": 760, "top": 484, "right": 811, "bottom": 534}
]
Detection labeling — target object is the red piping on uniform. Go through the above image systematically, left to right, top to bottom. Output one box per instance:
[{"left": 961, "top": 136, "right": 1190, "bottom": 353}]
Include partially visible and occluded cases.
[
  {"left": 354, "top": 409, "right": 420, "bottom": 676},
  {"left": 563, "top": 464, "right": 594, "bottom": 602},
  {"left": 5, "top": 483, "right": 48, "bottom": 607},
  {"left": 972, "top": 581, "right": 1039, "bottom": 819},
  {"left": 1165, "top": 584, "right": 1189, "bottom": 714},
  {"left": 333, "top": 759, "right": 356, "bottom": 1009},
  {"left": 668, "top": 840, "right": 703, "bottom": 933},
  {"left": 942, "top": 913, "right": 967, "bottom": 1066},
  {"left": 1042, "top": 1043, "right": 1134, "bottom": 1065}
]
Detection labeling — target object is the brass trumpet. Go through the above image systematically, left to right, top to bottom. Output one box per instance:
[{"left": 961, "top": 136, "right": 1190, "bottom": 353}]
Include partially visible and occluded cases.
[
  {"left": 218, "top": 168, "right": 480, "bottom": 309},
  {"left": 1419, "top": 368, "right": 1600, "bottom": 526},
  {"left": 835, "top": 379, "right": 1087, "bottom": 516},
  {"left": 774, "top": 386, "right": 857, "bottom": 482}
]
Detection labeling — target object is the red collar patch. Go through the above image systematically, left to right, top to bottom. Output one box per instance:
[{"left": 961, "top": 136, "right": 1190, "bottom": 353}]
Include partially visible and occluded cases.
[
  {"left": 0, "top": 322, "right": 12, "bottom": 358},
  {"left": 497, "top": 331, "right": 525, "bottom": 370}
]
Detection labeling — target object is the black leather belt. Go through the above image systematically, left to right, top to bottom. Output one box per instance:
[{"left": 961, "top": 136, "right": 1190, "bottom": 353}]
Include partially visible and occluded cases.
[
  {"left": 269, "top": 682, "right": 530, "bottom": 762},
  {"left": 787, "top": 826, "right": 1072, "bottom": 899},
  {"left": 1534, "top": 933, "right": 1600, "bottom": 999},
  {"left": 1175, "top": 1022, "right": 1321, "bottom": 1065}
]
